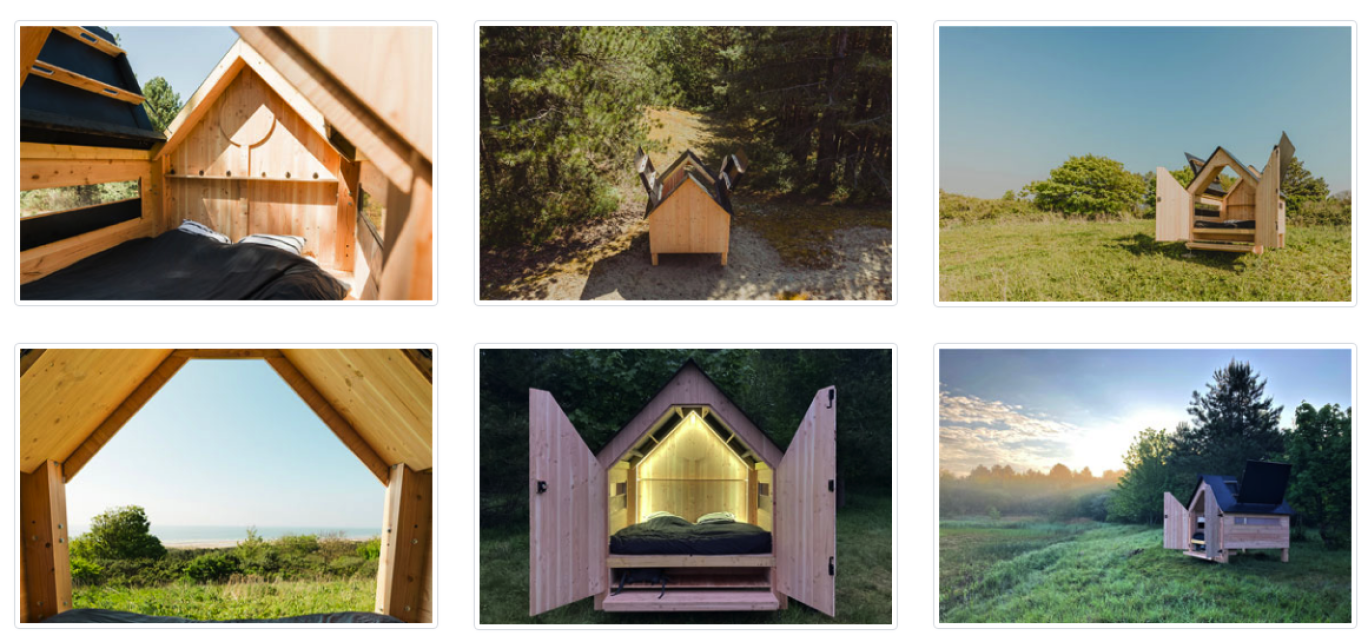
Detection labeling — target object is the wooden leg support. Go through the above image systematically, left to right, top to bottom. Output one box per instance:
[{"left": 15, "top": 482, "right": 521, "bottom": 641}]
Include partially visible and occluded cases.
[
  {"left": 721, "top": 252, "right": 728, "bottom": 266},
  {"left": 651, "top": 253, "right": 659, "bottom": 266},
  {"left": 20, "top": 460, "right": 71, "bottom": 623},
  {"left": 377, "top": 464, "right": 433, "bottom": 623},
  {"left": 1282, "top": 548, "right": 1289, "bottom": 562}
]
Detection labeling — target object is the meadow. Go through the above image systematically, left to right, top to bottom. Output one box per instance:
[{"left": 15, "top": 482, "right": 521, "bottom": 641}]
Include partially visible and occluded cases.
[
  {"left": 479, "top": 492, "right": 893, "bottom": 624},
  {"left": 940, "top": 518, "right": 1351, "bottom": 623},
  {"left": 73, "top": 577, "right": 374, "bottom": 620}
]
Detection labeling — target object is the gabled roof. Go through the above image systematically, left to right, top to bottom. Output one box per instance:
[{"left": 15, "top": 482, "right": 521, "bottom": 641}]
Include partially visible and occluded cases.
[
  {"left": 20, "top": 26, "right": 164, "bottom": 149},
  {"left": 154, "top": 38, "right": 329, "bottom": 160},
  {"left": 1187, "top": 146, "right": 1262, "bottom": 200},
  {"left": 646, "top": 149, "right": 736, "bottom": 217},
  {"left": 1185, "top": 152, "right": 1227, "bottom": 198},
  {"left": 19, "top": 349, "right": 433, "bottom": 484},
  {"left": 1191, "top": 461, "right": 1295, "bottom": 516}
]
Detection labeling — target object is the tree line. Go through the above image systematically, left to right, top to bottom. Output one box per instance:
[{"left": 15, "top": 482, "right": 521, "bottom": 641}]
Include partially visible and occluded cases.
[
  {"left": 479, "top": 26, "right": 893, "bottom": 248},
  {"left": 939, "top": 464, "right": 1121, "bottom": 522}
]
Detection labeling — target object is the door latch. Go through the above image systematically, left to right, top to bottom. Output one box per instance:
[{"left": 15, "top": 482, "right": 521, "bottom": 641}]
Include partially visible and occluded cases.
[
  {"left": 827, "top": 389, "right": 834, "bottom": 409},
  {"left": 828, "top": 479, "right": 835, "bottom": 492},
  {"left": 537, "top": 480, "right": 547, "bottom": 494},
  {"left": 828, "top": 557, "right": 835, "bottom": 576}
]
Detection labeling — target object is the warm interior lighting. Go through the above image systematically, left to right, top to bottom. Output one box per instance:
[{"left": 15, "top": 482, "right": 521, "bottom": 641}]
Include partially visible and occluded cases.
[{"left": 633, "top": 411, "right": 750, "bottom": 524}]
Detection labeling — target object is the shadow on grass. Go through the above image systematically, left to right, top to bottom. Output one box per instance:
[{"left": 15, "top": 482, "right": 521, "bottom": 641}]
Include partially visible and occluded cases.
[{"left": 1112, "top": 233, "right": 1246, "bottom": 272}]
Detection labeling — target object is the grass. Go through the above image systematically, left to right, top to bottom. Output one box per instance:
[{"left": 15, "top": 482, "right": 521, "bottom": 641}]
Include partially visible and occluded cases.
[
  {"left": 940, "top": 219, "right": 1351, "bottom": 301},
  {"left": 479, "top": 492, "right": 892, "bottom": 624},
  {"left": 939, "top": 518, "right": 1351, "bottom": 623},
  {"left": 72, "top": 577, "right": 375, "bottom": 620}
]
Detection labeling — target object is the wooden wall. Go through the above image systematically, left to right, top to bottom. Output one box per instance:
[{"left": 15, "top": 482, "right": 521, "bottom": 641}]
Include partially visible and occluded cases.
[
  {"left": 164, "top": 66, "right": 348, "bottom": 267},
  {"left": 1154, "top": 167, "right": 1189, "bottom": 242},
  {"left": 647, "top": 179, "right": 731, "bottom": 263},
  {"left": 1225, "top": 179, "right": 1257, "bottom": 221},
  {"left": 774, "top": 388, "right": 837, "bottom": 617},
  {"left": 635, "top": 413, "right": 750, "bottom": 523},
  {"left": 608, "top": 462, "right": 630, "bottom": 533},
  {"left": 376, "top": 464, "right": 433, "bottom": 623},
  {"left": 757, "top": 465, "right": 774, "bottom": 531},
  {"left": 1221, "top": 515, "right": 1290, "bottom": 549}
]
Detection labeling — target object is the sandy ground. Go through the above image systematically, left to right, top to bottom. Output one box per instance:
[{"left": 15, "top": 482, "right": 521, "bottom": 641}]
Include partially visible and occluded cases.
[
  {"left": 488, "top": 219, "right": 892, "bottom": 301},
  {"left": 165, "top": 535, "right": 374, "bottom": 550}
]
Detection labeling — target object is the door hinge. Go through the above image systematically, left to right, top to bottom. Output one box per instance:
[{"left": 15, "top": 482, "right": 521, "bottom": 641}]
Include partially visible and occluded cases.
[
  {"left": 827, "top": 389, "right": 835, "bottom": 408},
  {"left": 828, "top": 479, "right": 835, "bottom": 492},
  {"left": 537, "top": 480, "right": 547, "bottom": 494},
  {"left": 828, "top": 557, "right": 835, "bottom": 576}
]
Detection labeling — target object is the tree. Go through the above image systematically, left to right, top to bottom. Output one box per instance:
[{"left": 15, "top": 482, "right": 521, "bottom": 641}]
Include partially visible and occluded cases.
[
  {"left": 141, "top": 77, "right": 182, "bottom": 133},
  {"left": 1027, "top": 155, "right": 1147, "bottom": 217},
  {"left": 1281, "top": 156, "right": 1331, "bottom": 217},
  {"left": 1001, "top": 190, "right": 1016, "bottom": 201},
  {"left": 1169, "top": 360, "right": 1285, "bottom": 482},
  {"left": 1285, "top": 403, "right": 1351, "bottom": 549},
  {"left": 1107, "top": 427, "right": 1174, "bottom": 524},
  {"left": 1047, "top": 463, "right": 1073, "bottom": 487},
  {"left": 73, "top": 505, "right": 166, "bottom": 560}
]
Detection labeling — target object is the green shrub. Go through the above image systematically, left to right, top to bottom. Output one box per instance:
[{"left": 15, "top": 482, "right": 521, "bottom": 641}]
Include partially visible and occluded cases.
[
  {"left": 1026, "top": 155, "right": 1146, "bottom": 218},
  {"left": 78, "top": 506, "right": 167, "bottom": 560},
  {"left": 355, "top": 537, "right": 381, "bottom": 561},
  {"left": 183, "top": 552, "right": 239, "bottom": 583},
  {"left": 70, "top": 555, "right": 103, "bottom": 586}
]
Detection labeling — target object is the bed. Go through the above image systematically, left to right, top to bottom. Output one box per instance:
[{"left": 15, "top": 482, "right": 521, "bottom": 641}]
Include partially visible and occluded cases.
[
  {"left": 1194, "top": 218, "right": 1256, "bottom": 229},
  {"left": 22, "top": 230, "right": 349, "bottom": 301},
  {"left": 609, "top": 515, "right": 772, "bottom": 556},
  {"left": 41, "top": 608, "right": 403, "bottom": 624}
]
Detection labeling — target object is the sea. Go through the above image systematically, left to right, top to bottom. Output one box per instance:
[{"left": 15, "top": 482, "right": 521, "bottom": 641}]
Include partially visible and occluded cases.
[{"left": 69, "top": 524, "right": 382, "bottom": 546}]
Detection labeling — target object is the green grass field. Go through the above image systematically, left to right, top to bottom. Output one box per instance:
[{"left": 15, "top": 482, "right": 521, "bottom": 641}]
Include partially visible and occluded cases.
[
  {"left": 939, "top": 220, "right": 1351, "bottom": 301},
  {"left": 480, "top": 492, "right": 892, "bottom": 624},
  {"left": 939, "top": 518, "right": 1351, "bottom": 623},
  {"left": 73, "top": 577, "right": 374, "bottom": 620}
]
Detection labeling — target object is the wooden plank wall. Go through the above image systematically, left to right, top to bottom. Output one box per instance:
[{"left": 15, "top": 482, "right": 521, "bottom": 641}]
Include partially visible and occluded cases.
[
  {"left": 1255, "top": 147, "right": 1281, "bottom": 249},
  {"left": 1154, "top": 167, "right": 1190, "bottom": 242},
  {"left": 1224, "top": 179, "right": 1257, "bottom": 221},
  {"left": 647, "top": 180, "right": 731, "bottom": 264},
  {"left": 774, "top": 387, "right": 837, "bottom": 618},
  {"left": 529, "top": 390, "right": 605, "bottom": 616},
  {"left": 634, "top": 414, "right": 749, "bottom": 523},
  {"left": 19, "top": 461, "right": 71, "bottom": 623},
  {"left": 608, "top": 463, "right": 630, "bottom": 533},
  {"left": 376, "top": 464, "right": 433, "bottom": 623},
  {"left": 757, "top": 466, "right": 774, "bottom": 531},
  {"left": 1162, "top": 492, "right": 1187, "bottom": 549},
  {"left": 1221, "top": 515, "right": 1290, "bottom": 549}
]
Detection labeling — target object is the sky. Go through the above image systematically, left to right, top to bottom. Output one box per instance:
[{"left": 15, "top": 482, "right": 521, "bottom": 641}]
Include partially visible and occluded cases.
[
  {"left": 109, "top": 26, "right": 239, "bottom": 105},
  {"left": 939, "top": 27, "right": 1351, "bottom": 198},
  {"left": 938, "top": 349, "right": 1352, "bottom": 476},
  {"left": 67, "top": 360, "right": 384, "bottom": 532}
]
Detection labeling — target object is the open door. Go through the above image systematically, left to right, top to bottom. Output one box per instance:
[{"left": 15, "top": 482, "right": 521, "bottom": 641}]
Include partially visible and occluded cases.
[
  {"left": 1255, "top": 145, "right": 1281, "bottom": 250},
  {"left": 1155, "top": 167, "right": 1191, "bottom": 242},
  {"left": 775, "top": 386, "right": 837, "bottom": 617},
  {"left": 528, "top": 389, "right": 606, "bottom": 616},
  {"left": 1163, "top": 492, "right": 1189, "bottom": 550}
]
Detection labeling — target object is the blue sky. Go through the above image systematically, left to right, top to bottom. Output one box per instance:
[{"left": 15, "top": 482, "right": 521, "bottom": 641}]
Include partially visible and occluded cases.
[
  {"left": 109, "top": 26, "right": 239, "bottom": 106},
  {"left": 939, "top": 27, "right": 1351, "bottom": 198},
  {"left": 939, "top": 349, "right": 1352, "bottom": 475},
  {"left": 67, "top": 360, "right": 383, "bottom": 532}
]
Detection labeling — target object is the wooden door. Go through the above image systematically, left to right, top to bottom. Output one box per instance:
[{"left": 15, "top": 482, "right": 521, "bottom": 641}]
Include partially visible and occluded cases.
[
  {"left": 1255, "top": 147, "right": 1281, "bottom": 249},
  {"left": 1155, "top": 167, "right": 1191, "bottom": 242},
  {"left": 776, "top": 386, "right": 837, "bottom": 617},
  {"left": 528, "top": 389, "right": 606, "bottom": 616},
  {"left": 1163, "top": 492, "right": 1188, "bottom": 549}
]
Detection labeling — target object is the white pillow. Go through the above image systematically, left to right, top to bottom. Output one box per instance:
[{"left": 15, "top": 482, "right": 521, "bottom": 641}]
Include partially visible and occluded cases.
[
  {"left": 178, "top": 219, "right": 229, "bottom": 244},
  {"left": 237, "top": 233, "right": 306, "bottom": 255},
  {"left": 642, "top": 511, "right": 677, "bottom": 522},
  {"left": 696, "top": 511, "right": 736, "bottom": 525}
]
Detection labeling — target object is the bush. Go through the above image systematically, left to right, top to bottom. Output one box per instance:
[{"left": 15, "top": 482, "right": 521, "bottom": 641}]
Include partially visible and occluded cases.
[
  {"left": 1026, "top": 155, "right": 1146, "bottom": 217},
  {"left": 939, "top": 190, "right": 1049, "bottom": 226},
  {"left": 1289, "top": 196, "right": 1351, "bottom": 227},
  {"left": 78, "top": 506, "right": 167, "bottom": 560},
  {"left": 987, "top": 506, "right": 1001, "bottom": 521},
  {"left": 355, "top": 537, "right": 382, "bottom": 561},
  {"left": 183, "top": 553, "right": 239, "bottom": 583},
  {"left": 70, "top": 555, "right": 103, "bottom": 586}
]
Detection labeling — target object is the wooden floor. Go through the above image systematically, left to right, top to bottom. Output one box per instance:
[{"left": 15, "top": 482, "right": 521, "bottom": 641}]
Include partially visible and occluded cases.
[{"left": 601, "top": 589, "right": 780, "bottom": 612}]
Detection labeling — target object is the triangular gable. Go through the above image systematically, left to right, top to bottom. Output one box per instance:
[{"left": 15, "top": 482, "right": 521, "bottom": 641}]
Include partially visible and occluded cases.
[
  {"left": 1187, "top": 147, "right": 1262, "bottom": 199},
  {"left": 595, "top": 360, "right": 783, "bottom": 470}
]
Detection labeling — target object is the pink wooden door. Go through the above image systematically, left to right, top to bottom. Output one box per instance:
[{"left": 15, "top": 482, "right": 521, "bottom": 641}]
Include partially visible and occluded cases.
[
  {"left": 776, "top": 386, "right": 837, "bottom": 617},
  {"left": 528, "top": 389, "right": 605, "bottom": 616},
  {"left": 1163, "top": 492, "right": 1188, "bottom": 549}
]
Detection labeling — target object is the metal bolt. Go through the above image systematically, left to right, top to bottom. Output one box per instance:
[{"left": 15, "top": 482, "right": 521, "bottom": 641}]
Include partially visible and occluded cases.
[
  {"left": 57, "top": 524, "right": 63, "bottom": 529},
  {"left": 411, "top": 538, "right": 418, "bottom": 545},
  {"left": 405, "top": 606, "right": 411, "bottom": 612}
]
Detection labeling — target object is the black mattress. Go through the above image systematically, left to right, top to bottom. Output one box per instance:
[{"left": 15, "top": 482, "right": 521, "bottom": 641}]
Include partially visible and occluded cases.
[
  {"left": 1193, "top": 218, "right": 1256, "bottom": 229},
  {"left": 22, "top": 231, "right": 349, "bottom": 301},
  {"left": 609, "top": 516, "right": 772, "bottom": 555},
  {"left": 42, "top": 608, "right": 403, "bottom": 624}
]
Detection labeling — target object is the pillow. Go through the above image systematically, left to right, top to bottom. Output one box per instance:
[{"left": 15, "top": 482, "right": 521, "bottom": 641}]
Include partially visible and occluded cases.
[
  {"left": 177, "top": 219, "right": 230, "bottom": 244},
  {"left": 237, "top": 233, "right": 307, "bottom": 256},
  {"left": 642, "top": 511, "right": 677, "bottom": 522},
  {"left": 696, "top": 511, "right": 736, "bottom": 525}
]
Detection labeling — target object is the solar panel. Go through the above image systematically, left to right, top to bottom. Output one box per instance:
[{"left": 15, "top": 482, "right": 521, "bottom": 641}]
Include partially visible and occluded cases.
[{"left": 1239, "top": 460, "right": 1292, "bottom": 505}]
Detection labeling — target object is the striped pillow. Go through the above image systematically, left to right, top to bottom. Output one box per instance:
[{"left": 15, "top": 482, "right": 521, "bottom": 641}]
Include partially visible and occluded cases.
[
  {"left": 177, "top": 219, "right": 230, "bottom": 244},
  {"left": 237, "top": 234, "right": 307, "bottom": 255}
]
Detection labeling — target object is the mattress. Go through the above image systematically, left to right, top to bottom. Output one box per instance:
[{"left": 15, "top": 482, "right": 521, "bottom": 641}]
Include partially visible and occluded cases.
[
  {"left": 1193, "top": 219, "right": 1256, "bottom": 229},
  {"left": 22, "top": 231, "right": 349, "bottom": 301},
  {"left": 609, "top": 516, "right": 772, "bottom": 555},
  {"left": 41, "top": 608, "right": 404, "bottom": 624}
]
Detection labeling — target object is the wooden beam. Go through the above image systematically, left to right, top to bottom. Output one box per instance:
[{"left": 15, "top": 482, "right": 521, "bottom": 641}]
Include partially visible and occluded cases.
[
  {"left": 20, "top": 27, "right": 53, "bottom": 88},
  {"left": 54, "top": 27, "right": 126, "bottom": 57},
  {"left": 155, "top": 44, "right": 247, "bottom": 160},
  {"left": 27, "top": 61, "right": 145, "bottom": 105},
  {"left": 21, "top": 142, "right": 152, "bottom": 161},
  {"left": 336, "top": 156, "right": 360, "bottom": 272},
  {"left": 21, "top": 158, "right": 149, "bottom": 191},
  {"left": 378, "top": 161, "right": 432, "bottom": 300},
  {"left": 20, "top": 349, "right": 47, "bottom": 377},
  {"left": 171, "top": 349, "right": 283, "bottom": 359},
  {"left": 402, "top": 349, "right": 433, "bottom": 383},
  {"left": 62, "top": 355, "right": 188, "bottom": 482},
  {"left": 266, "top": 356, "right": 389, "bottom": 484},
  {"left": 20, "top": 460, "right": 71, "bottom": 623},
  {"left": 376, "top": 464, "right": 433, "bottom": 623}
]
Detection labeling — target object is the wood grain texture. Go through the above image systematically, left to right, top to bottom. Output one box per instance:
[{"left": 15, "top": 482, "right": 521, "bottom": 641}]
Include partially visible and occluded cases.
[
  {"left": 20, "top": 27, "right": 53, "bottom": 88},
  {"left": 54, "top": 27, "right": 125, "bottom": 56},
  {"left": 27, "top": 61, "right": 145, "bottom": 104},
  {"left": 1256, "top": 146, "right": 1281, "bottom": 249},
  {"left": 378, "top": 159, "right": 433, "bottom": 300},
  {"left": 1154, "top": 167, "right": 1190, "bottom": 242},
  {"left": 648, "top": 179, "right": 730, "bottom": 263},
  {"left": 19, "top": 217, "right": 157, "bottom": 284},
  {"left": 63, "top": 355, "right": 188, "bottom": 482},
  {"left": 266, "top": 355, "right": 391, "bottom": 484},
  {"left": 775, "top": 386, "right": 837, "bottom": 617},
  {"left": 529, "top": 389, "right": 606, "bottom": 616},
  {"left": 635, "top": 412, "right": 750, "bottom": 523},
  {"left": 20, "top": 461, "right": 71, "bottom": 622},
  {"left": 376, "top": 464, "right": 433, "bottom": 622},
  {"left": 1162, "top": 491, "right": 1188, "bottom": 550},
  {"left": 601, "top": 590, "right": 779, "bottom": 612}
]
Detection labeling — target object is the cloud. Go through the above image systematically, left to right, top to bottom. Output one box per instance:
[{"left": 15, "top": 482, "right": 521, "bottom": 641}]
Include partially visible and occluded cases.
[{"left": 938, "top": 390, "right": 1082, "bottom": 474}]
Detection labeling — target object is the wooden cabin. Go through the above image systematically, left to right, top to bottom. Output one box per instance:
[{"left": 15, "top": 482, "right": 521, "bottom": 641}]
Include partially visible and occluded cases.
[
  {"left": 19, "top": 26, "right": 432, "bottom": 300},
  {"left": 1155, "top": 133, "right": 1293, "bottom": 254},
  {"left": 636, "top": 148, "right": 746, "bottom": 266},
  {"left": 18, "top": 348, "right": 434, "bottom": 623},
  {"left": 529, "top": 360, "right": 836, "bottom": 617},
  {"left": 1163, "top": 461, "right": 1294, "bottom": 564}
]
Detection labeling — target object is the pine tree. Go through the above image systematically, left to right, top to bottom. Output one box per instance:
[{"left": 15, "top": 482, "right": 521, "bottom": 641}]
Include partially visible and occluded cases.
[
  {"left": 141, "top": 77, "right": 182, "bottom": 133},
  {"left": 1169, "top": 360, "right": 1284, "bottom": 481}
]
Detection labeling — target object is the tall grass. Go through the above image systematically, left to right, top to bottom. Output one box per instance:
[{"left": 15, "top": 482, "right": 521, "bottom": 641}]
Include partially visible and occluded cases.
[{"left": 73, "top": 577, "right": 375, "bottom": 620}]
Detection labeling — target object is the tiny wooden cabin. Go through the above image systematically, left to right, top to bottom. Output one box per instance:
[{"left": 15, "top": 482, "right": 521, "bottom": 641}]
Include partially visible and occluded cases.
[
  {"left": 19, "top": 26, "right": 432, "bottom": 300},
  {"left": 1155, "top": 133, "right": 1294, "bottom": 254},
  {"left": 636, "top": 149, "right": 747, "bottom": 266},
  {"left": 18, "top": 348, "right": 434, "bottom": 623},
  {"left": 529, "top": 360, "right": 836, "bottom": 616},
  {"left": 1163, "top": 461, "right": 1294, "bottom": 564}
]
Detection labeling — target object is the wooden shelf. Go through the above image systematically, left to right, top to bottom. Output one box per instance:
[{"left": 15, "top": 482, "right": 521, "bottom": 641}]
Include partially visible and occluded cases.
[
  {"left": 166, "top": 174, "right": 338, "bottom": 185},
  {"left": 602, "top": 589, "right": 780, "bottom": 612}
]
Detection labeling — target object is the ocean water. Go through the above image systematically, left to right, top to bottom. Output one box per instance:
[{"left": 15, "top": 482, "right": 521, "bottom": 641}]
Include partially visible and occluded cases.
[{"left": 70, "top": 524, "right": 381, "bottom": 544}]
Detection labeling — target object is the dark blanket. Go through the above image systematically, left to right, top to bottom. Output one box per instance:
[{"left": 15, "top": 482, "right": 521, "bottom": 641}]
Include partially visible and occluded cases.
[
  {"left": 1194, "top": 218, "right": 1256, "bottom": 229},
  {"left": 22, "top": 231, "right": 349, "bottom": 301},
  {"left": 610, "top": 516, "right": 772, "bottom": 555},
  {"left": 42, "top": 608, "right": 404, "bottom": 624}
]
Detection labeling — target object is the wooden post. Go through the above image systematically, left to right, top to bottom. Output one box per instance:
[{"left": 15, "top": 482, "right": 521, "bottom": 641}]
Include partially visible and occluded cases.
[
  {"left": 336, "top": 156, "right": 360, "bottom": 272},
  {"left": 20, "top": 460, "right": 71, "bottom": 623},
  {"left": 625, "top": 462, "right": 636, "bottom": 524},
  {"left": 377, "top": 464, "right": 433, "bottom": 623},
  {"left": 1282, "top": 548, "right": 1289, "bottom": 562}
]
